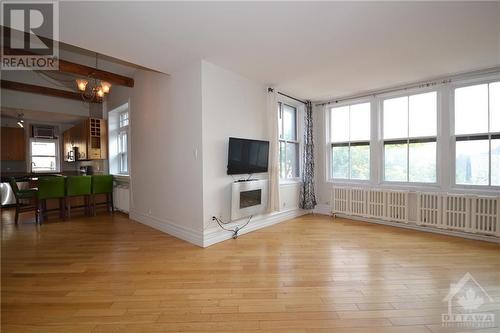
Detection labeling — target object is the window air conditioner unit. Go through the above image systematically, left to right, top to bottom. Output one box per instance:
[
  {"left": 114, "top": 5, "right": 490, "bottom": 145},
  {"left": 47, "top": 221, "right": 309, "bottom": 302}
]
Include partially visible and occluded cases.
[{"left": 32, "top": 126, "right": 55, "bottom": 139}]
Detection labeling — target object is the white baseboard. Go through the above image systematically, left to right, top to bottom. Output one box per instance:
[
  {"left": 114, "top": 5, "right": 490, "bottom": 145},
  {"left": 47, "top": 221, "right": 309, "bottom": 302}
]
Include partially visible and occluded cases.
[
  {"left": 313, "top": 204, "right": 331, "bottom": 216},
  {"left": 203, "top": 208, "right": 307, "bottom": 247},
  {"left": 129, "top": 210, "right": 204, "bottom": 247},
  {"left": 334, "top": 213, "right": 500, "bottom": 244}
]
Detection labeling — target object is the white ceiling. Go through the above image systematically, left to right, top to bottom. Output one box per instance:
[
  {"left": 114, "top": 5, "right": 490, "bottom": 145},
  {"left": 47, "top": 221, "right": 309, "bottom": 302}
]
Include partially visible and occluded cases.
[
  {"left": 56, "top": 1, "right": 500, "bottom": 100},
  {"left": 1, "top": 107, "right": 85, "bottom": 124}
]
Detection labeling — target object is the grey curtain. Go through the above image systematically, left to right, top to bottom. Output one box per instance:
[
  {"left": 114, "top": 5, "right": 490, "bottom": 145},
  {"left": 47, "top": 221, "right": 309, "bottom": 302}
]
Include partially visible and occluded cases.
[{"left": 300, "top": 101, "right": 317, "bottom": 210}]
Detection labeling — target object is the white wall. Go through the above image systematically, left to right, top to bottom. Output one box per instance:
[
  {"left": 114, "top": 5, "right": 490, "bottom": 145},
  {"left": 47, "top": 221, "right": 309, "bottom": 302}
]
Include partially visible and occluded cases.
[
  {"left": 103, "top": 60, "right": 304, "bottom": 247},
  {"left": 201, "top": 61, "right": 303, "bottom": 246},
  {"left": 125, "top": 64, "right": 205, "bottom": 245}
]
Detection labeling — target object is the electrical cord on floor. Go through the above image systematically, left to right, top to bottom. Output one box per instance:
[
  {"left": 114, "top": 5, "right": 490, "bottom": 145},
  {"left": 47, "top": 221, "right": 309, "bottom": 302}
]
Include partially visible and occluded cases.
[{"left": 212, "top": 215, "right": 253, "bottom": 239}]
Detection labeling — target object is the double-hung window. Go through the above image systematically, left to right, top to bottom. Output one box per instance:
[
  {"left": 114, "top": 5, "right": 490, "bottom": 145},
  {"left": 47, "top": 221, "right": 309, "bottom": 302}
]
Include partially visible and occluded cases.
[
  {"left": 454, "top": 81, "right": 499, "bottom": 186},
  {"left": 382, "top": 91, "right": 437, "bottom": 183},
  {"left": 330, "top": 102, "right": 370, "bottom": 180},
  {"left": 279, "top": 103, "right": 300, "bottom": 179},
  {"left": 118, "top": 111, "right": 129, "bottom": 174},
  {"left": 30, "top": 138, "right": 59, "bottom": 173}
]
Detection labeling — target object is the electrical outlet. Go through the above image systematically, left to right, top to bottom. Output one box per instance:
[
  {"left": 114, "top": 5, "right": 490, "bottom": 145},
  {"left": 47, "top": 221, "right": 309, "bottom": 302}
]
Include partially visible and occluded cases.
[{"left": 148, "top": 208, "right": 152, "bottom": 215}]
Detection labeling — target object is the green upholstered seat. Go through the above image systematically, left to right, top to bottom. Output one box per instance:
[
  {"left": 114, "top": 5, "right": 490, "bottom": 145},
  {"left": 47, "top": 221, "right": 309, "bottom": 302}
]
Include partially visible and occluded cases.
[
  {"left": 90, "top": 175, "right": 114, "bottom": 215},
  {"left": 91, "top": 175, "right": 113, "bottom": 194},
  {"left": 37, "top": 176, "right": 66, "bottom": 200},
  {"left": 37, "top": 176, "right": 66, "bottom": 223},
  {"left": 65, "top": 176, "right": 92, "bottom": 218},
  {"left": 66, "top": 176, "right": 91, "bottom": 197}
]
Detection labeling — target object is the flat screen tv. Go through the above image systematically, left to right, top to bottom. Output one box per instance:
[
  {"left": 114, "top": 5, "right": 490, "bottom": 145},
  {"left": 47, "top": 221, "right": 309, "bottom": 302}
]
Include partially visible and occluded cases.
[{"left": 227, "top": 137, "right": 269, "bottom": 175}]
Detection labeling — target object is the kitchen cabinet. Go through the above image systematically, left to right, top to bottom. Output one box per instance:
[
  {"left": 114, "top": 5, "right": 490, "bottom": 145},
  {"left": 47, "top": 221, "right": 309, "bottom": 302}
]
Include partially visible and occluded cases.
[
  {"left": 63, "top": 118, "right": 107, "bottom": 161},
  {"left": 1, "top": 127, "right": 25, "bottom": 161}
]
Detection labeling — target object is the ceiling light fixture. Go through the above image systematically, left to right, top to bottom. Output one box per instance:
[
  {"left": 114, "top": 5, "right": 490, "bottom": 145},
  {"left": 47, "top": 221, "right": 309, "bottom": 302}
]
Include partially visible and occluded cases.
[
  {"left": 75, "top": 53, "right": 111, "bottom": 103},
  {"left": 16, "top": 113, "right": 24, "bottom": 128}
]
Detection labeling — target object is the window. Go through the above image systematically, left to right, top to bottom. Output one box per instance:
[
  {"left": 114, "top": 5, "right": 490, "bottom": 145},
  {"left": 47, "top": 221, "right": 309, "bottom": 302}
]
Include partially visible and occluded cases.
[
  {"left": 454, "top": 81, "right": 500, "bottom": 186},
  {"left": 383, "top": 91, "right": 437, "bottom": 183},
  {"left": 330, "top": 102, "right": 370, "bottom": 180},
  {"left": 279, "top": 103, "right": 299, "bottom": 179},
  {"left": 109, "top": 105, "right": 130, "bottom": 176},
  {"left": 117, "top": 111, "right": 129, "bottom": 174},
  {"left": 119, "top": 112, "right": 129, "bottom": 127},
  {"left": 30, "top": 138, "right": 59, "bottom": 173}
]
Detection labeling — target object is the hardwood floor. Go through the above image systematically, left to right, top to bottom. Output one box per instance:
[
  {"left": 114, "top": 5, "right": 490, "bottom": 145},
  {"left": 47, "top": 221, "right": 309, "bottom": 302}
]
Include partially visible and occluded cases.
[{"left": 2, "top": 209, "right": 500, "bottom": 332}]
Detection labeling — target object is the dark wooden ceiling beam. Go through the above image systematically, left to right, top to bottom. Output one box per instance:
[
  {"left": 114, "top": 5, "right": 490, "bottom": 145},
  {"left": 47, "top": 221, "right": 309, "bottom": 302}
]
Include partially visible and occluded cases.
[
  {"left": 3, "top": 46, "right": 134, "bottom": 88},
  {"left": 1, "top": 80, "right": 102, "bottom": 103}
]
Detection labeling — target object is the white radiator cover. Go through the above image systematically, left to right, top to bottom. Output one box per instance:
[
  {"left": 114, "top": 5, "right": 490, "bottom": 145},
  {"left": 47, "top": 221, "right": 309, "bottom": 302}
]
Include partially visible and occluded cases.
[
  {"left": 114, "top": 185, "right": 130, "bottom": 213},
  {"left": 331, "top": 186, "right": 499, "bottom": 238},
  {"left": 331, "top": 186, "right": 350, "bottom": 214},
  {"left": 350, "top": 188, "right": 368, "bottom": 217},
  {"left": 368, "top": 190, "right": 385, "bottom": 219},
  {"left": 385, "top": 190, "right": 409, "bottom": 223},
  {"left": 417, "top": 192, "right": 442, "bottom": 228},
  {"left": 442, "top": 194, "right": 470, "bottom": 232},
  {"left": 471, "top": 196, "right": 499, "bottom": 236}
]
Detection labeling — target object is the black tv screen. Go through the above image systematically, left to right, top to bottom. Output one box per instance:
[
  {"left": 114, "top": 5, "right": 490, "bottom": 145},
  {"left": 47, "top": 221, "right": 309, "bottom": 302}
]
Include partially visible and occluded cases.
[{"left": 227, "top": 137, "right": 269, "bottom": 175}]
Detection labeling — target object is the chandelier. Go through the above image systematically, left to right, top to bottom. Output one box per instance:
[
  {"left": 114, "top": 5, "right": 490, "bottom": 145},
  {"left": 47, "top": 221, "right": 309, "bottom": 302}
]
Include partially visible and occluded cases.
[{"left": 75, "top": 53, "right": 111, "bottom": 102}]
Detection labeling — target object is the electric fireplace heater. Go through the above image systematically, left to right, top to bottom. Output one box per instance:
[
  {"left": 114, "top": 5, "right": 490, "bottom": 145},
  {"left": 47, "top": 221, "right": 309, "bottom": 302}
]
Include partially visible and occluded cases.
[{"left": 231, "top": 179, "right": 268, "bottom": 220}]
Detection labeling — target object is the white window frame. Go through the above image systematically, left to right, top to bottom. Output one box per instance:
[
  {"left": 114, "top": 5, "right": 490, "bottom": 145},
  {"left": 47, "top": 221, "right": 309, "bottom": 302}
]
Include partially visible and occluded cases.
[
  {"left": 451, "top": 76, "right": 500, "bottom": 190},
  {"left": 379, "top": 87, "right": 440, "bottom": 186},
  {"left": 278, "top": 99, "right": 303, "bottom": 183},
  {"left": 328, "top": 99, "right": 371, "bottom": 183},
  {"left": 117, "top": 110, "right": 129, "bottom": 175},
  {"left": 29, "top": 137, "right": 60, "bottom": 173}
]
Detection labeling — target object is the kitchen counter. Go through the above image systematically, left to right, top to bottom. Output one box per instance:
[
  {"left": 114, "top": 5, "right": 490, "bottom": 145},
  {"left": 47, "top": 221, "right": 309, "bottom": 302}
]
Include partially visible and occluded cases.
[{"left": 1, "top": 171, "right": 83, "bottom": 183}]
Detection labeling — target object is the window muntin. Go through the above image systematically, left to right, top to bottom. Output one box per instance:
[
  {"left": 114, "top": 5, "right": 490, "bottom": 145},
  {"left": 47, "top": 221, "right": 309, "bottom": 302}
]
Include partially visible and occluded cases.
[
  {"left": 454, "top": 81, "right": 500, "bottom": 186},
  {"left": 490, "top": 82, "right": 500, "bottom": 133},
  {"left": 383, "top": 91, "right": 437, "bottom": 183},
  {"left": 329, "top": 102, "right": 370, "bottom": 180},
  {"left": 279, "top": 103, "right": 300, "bottom": 179},
  {"left": 491, "top": 138, "right": 500, "bottom": 186},
  {"left": 30, "top": 139, "right": 59, "bottom": 173}
]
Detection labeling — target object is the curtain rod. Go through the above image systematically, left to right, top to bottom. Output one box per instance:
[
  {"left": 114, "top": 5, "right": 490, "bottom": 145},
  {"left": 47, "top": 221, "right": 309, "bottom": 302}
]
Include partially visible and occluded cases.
[
  {"left": 314, "top": 66, "right": 500, "bottom": 107},
  {"left": 268, "top": 88, "right": 307, "bottom": 104}
]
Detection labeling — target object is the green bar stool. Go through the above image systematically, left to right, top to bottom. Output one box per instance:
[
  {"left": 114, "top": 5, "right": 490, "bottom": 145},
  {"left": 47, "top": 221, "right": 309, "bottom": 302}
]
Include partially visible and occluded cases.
[
  {"left": 91, "top": 175, "right": 114, "bottom": 215},
  {"left": 37, "top": 176, "right": 66, "bottom": 223},
  {"left": 65, "top": 176, "right": 92, "bottom": 219},
  {"left": 9, "top": 177, "right": 38, "bottom": 224}
]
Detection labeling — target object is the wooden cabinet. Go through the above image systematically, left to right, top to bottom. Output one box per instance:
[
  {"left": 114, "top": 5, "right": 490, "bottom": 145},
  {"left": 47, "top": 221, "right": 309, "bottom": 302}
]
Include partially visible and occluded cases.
[
  {"left": 63, "top": 118, "right": 107, "bottom": 162},
  {"left": 86, "top": 118, "right": 107, "bottom": 160},
  {"left": 1, "top": 127, "right": 25, "bottom": 161},
  {"left": 63, "top": 130, "right": 72, "bottom": 161}
]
